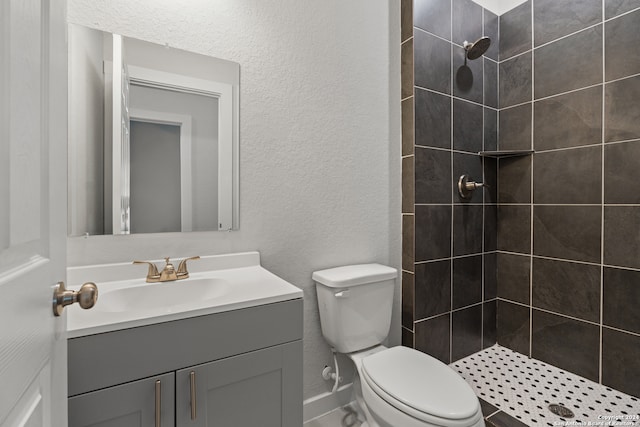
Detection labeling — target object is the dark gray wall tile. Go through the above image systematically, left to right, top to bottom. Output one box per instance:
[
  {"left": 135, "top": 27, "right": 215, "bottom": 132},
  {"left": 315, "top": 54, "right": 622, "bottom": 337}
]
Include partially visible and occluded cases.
[
  {"left": 401, "top": 0, "right": 413, "bottom": 43},
  {"left": 414, "top": 0, "right": 452, "bottom": 40},
  {"left": 453, "top": 0, "right": 483, "bottom": 46},
  {"left": 500, "top": 0, "right": 532, "bottom": 60},
  {"left": 534, "top": 0, "right": 602, "bottom": 47},
  {"left": 606, "top": 0, "right": 640, "bottom": 19},
  {"left": 606, "top": 9, "right": 640, "bottom": 81},
  {"left": 483, "top": 10, "right": 499, "bottom": 61},
  {"left": 534, "top": 25, "right": 603, "bottom": 99},
  {"left": 415, "top": 30, "right": 451, "bottom": 94},
  {"left": 401, "top": 38, "right": 414, "bottom": 99},
  {"left": 454, "top": 47, "right": 484, "bottom": 104},
  {"left": 499, "top": 53, "right": 532, "bottom": 108},
  {"left": 484, "top": 59, "right": 498, "bottom": 109},
  {"left": 605, "top": 73, "right": 640, "bottom": 142},
  {"left": 533, "top": 86, "right": 602, "bottom": 151},
  {"left": 415, "top": 88, "right": 451, "bottom": 149},
  {"left": 402, "top": 98, "right": 415, "bottom": 156},
  {"left": 454, "top": 99, "right": 483, "bottom": 153},
  {"left": 499, "top": 103, "right": 532, "bottom": 150},
  {"left": 484, "top": 108, "right": 498, "bottom": 152},
  {"left": 605, "top": 140, "right": 640, "bottom": 203},
  {"left": 533, "top": 146, "right": 602, "bottom": 204},
  {"left": 415, "top": 147, "right": 451, "bottom": 204},
  {"left": 453, "top": 152, "right": 484, "bottom": 203},
  {"left": 402, "top": 156, "right": 414, "bottom": 213},
  {"left": 498, "top": 156, "right": 531, "bottom": 204},
  {"left": 483, "top": 157, "right": 498, "bottom": 204},
  {"left": 484, "top": 204, "right": 497, "bottom": 250},
  {"left": 415, "top": 205, "right": 451, "bottom": 261},
  {"left": 453, "top": 205, "right": 483, "bottom": 256},
  {"left": 498, "top": 205, "right": 531, "bottom": 254},
  {"left": 533, "top": 206, "right": 601, "bottom": 263},
  {"left": 604, "top": 206, "right": 640, "bottom": 269},
  {"left": 402, "top": 214, "right": 414, "bottom": 271},
  {"left": 484, "top": 252, "right": 497, "bottom": 299},
  {"left": 497, "top": 253, "right": 531, "bottom": 305},
  {"left": 453, "top": 255, "right": 483, "bottom": 308},
  {"left": 532, "top": 258, "right": 601, "bottom": 323},
  {"left": 415, "top": 260, "right": 451, "bottom": 319},
  {"left": 603, "top": 267, "right": 640, "bottom": 334},
  {"left": 402, "top": 271, "right": 414, "bottom": 329},
  {"left": 483, "top": 300, "right": 497, "bottom": 349},
  {"left": 497, "top": 300, "right": 530, "bottom": 356},
  {"left": 452, "top": 304, "right": 483, "bottom": 360},
  {"left": 532, "top": 310, "right": 599, "bottom": 382},
  {"left": 415, "top": 313, "right": 451, "bottom": 364},
  {"left": 402, "top": 327, "right": 414, "bottom": 348},
  {"left": 602, "top": 328, "right": 640, "bottom": 397},
  {"left": 478, "top": 397, "right": 499, "bottom": 417},
  {"left": 488, "top": 411, "right": 529, "bottom": 427}
]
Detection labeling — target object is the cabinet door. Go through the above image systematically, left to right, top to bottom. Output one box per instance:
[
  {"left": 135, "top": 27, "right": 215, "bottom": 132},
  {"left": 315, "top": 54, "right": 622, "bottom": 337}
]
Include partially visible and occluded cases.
[
  {"left": 176, "top": 341, "right": 302, "bottom": 427},
  {"left": 69, "top": 372, "right": 175, "bottom": 427}
]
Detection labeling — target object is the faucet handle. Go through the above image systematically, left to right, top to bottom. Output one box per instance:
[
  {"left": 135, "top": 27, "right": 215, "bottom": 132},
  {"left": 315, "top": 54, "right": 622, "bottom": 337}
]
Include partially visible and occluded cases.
[
  {"left": 177, "top": 256, "right": 200, "bottom": 279},
  {"left": 160, "top": 257, "right": 178, "bottom": 282},
  {"left": 133, "top": 260, "right": 160, "bottom": 282}
]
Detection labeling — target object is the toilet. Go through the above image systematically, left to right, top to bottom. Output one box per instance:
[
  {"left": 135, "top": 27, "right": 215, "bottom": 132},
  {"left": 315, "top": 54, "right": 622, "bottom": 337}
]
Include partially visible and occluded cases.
[{"left": 313, "top": 264, "right": 485, "bottom": 427}]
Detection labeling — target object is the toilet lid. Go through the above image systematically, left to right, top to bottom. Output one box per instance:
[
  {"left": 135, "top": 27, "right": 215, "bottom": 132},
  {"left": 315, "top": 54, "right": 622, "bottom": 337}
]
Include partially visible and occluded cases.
[{"left": 361, "top": 346, "right": 479, "bottom": 421}]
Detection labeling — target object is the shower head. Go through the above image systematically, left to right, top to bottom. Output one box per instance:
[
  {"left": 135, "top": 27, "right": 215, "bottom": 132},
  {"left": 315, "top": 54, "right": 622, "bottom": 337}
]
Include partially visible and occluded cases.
[{"left": 463, "top": 37, "right": 491, "bottom": 60}]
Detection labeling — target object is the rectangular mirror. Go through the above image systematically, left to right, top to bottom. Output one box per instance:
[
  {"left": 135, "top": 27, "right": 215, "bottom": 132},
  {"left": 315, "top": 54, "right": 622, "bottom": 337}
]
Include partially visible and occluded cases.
[{"left": 68, "top": 24, "right": 239, "bottom": 236}]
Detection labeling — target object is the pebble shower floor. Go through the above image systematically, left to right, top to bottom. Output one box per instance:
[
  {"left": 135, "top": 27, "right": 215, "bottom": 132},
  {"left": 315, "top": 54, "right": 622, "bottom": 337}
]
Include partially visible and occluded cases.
[{"left": 451, "top": 345, "right": 640, "bottom": 426}]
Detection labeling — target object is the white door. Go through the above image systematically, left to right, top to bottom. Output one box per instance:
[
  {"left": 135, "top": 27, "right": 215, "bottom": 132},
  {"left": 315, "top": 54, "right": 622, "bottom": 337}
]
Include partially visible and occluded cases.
[{"left": 0, "top": 0, "right": 68, "bottom": 426}]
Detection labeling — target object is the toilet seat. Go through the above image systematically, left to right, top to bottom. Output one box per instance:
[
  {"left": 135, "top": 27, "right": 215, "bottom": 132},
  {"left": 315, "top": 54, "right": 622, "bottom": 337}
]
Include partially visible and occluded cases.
[{"left": 361, "top": 346, "right": 480, "bottom": 424}]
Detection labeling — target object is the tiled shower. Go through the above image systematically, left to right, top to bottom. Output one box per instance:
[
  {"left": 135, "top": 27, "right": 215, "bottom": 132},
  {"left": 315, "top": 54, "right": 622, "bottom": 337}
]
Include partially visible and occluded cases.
[{"left": 401, "top": 0, "right": 640, "bottom": 418}]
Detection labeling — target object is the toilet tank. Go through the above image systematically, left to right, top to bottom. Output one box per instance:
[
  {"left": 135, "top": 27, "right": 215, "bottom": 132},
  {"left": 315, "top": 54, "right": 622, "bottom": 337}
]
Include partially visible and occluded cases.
[{"left": 313, "top": 264, "right": 397, "bottom": 353}]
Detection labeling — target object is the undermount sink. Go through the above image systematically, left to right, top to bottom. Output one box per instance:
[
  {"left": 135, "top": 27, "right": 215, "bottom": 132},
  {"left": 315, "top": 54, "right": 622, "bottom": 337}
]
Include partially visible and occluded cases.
[
  {"left": 66, "top": 252, "right": 303, "bottom": 338},
  {"left": 97, "top": 277, "right": 230, "bottom": 313}
]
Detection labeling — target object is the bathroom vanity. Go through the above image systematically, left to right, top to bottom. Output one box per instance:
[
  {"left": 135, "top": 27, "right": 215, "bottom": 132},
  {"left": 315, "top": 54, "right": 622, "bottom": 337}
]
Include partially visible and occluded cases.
[{"left": 66, "top": 252, "right": 303, "bottom": 427}]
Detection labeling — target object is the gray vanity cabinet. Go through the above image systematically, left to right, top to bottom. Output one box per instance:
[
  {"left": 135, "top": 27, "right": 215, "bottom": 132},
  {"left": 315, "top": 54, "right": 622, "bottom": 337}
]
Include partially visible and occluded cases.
[
  {"left": 68, "top": 299, "right": 303, "bottom": 427},
  {"left": 175, "top": 341, "right": 301, "bottom": 426},
  {"left": 68, "top": 372, "right": 175, "bottom": 427}
]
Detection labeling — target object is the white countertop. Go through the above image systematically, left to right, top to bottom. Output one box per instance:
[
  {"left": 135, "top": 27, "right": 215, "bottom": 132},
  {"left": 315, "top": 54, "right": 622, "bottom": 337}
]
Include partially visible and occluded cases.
[{"left": 66, "top": 252, "right": 303, "bottom": 338}]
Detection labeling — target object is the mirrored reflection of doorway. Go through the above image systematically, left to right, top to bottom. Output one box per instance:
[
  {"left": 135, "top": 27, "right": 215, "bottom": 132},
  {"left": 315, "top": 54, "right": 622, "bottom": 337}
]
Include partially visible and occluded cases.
[{"left": 129, "top": 121, "right": 181, "bottom": 233}]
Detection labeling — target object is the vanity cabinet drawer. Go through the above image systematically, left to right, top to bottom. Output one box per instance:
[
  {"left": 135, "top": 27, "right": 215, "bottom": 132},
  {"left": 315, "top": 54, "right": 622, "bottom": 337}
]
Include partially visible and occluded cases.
[
  {"left": 68, "top": 298, "right": 302, "bottom": 396},
  {"left": 69, "top": 372, "right": 175, "bottom": 427}
]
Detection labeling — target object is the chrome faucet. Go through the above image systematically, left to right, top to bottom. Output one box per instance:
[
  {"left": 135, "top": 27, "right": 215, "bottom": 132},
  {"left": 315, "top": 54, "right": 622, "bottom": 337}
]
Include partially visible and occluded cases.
[{"left": 133, "top": 256, "right": 200, "bottom": 283}]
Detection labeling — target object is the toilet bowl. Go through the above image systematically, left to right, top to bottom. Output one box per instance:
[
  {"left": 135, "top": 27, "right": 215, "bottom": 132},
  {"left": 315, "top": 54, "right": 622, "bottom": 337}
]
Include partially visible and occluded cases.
[
  {"left": 313, "top": 264, "right": 485, "bottom": 427},
  {"left": 350, "top": 346, "right": 484, "bottom": 427}
]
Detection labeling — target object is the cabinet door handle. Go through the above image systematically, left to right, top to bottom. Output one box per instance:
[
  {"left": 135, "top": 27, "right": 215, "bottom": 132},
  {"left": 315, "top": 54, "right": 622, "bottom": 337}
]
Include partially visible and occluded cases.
[
  {"left": 190, "top": 371, "right": 197, "bottom": 420},
  {"left": 155, "top": 380, "right": 161, "bottom": 427}
]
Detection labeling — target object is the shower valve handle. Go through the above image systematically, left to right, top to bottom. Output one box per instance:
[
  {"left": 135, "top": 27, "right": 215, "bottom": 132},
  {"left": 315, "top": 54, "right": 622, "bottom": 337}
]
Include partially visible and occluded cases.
[{"left": 458, "top": 175, "right": 485, "bottom": 199}]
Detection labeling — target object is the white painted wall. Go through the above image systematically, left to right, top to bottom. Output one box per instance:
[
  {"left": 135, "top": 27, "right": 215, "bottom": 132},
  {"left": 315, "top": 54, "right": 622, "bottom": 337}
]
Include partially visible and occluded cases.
[{"left": 67, "top": 0, "right": 401, "bottom": 406}]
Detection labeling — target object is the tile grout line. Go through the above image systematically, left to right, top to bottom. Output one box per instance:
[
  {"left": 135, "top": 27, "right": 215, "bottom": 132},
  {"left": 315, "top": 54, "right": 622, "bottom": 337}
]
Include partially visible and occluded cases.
[
  {"left": 449, "top": 0, "right": 454, "bottom": 364},
  {"left": 529, "top": 0, "right": 535, "bottom": 360},
  {"left": 599, "top": 0, "right": 606, "bottom": 386},
  {"left": 481, "top": 4, "right": 486, "bottom": 352},
  {"left": 415, "top": 85, "right": 499, "bottom": 111}
]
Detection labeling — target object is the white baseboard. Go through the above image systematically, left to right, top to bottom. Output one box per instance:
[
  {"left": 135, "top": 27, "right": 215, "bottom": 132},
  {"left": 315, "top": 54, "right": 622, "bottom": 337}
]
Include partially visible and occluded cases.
[{"left": 303, "top": 383, "right": 354, "bottom": 423}]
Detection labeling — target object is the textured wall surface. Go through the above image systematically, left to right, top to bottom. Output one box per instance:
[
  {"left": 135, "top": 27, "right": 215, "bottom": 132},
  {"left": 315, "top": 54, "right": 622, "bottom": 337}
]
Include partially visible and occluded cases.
[{"left": 67, "top": 0, "right": 401, "bottom": 403}]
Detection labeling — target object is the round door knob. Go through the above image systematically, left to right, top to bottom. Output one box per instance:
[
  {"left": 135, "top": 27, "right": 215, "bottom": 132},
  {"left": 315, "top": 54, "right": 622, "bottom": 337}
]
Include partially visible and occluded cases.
[
  {"left": 53, "top": 281, "right": 99, "bottom": 317},
  {"left": 77, "top": 283, "right": 98, "bottom": 309}
]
